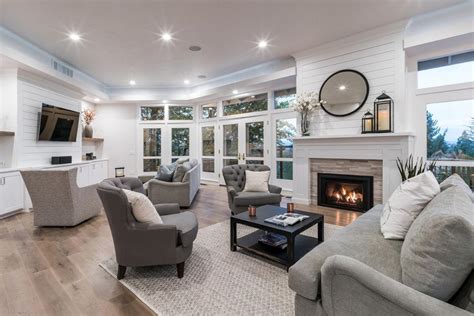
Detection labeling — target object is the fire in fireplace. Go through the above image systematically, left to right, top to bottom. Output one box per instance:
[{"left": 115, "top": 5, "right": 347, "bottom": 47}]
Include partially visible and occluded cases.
[{"left": 317, "top": 173, "right": 373, "bottom": 212}]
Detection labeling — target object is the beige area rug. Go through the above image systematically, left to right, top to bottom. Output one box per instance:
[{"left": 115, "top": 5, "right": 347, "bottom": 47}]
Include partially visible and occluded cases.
[{"left": 100, "top": 220, "right": 341, "bottom": 316}]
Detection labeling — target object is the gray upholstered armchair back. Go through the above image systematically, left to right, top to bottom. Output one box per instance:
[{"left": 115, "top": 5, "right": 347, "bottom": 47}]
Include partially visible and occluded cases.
[
  {"left": 222, "top": 164, "right": 270, "bottom": 192},
  {"left": 21, "top": 168, "right": 101, "bottom": 226},
  {"left": 97, "top": 177, "right": 179, "bottom": 267}
]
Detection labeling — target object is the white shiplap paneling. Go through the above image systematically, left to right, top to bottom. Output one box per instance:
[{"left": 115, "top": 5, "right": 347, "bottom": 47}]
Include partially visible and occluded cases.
[
  {"left": 294, "top": 22, "right": 407, "bottom": 136},
  {"left": 17, "top": 80, "right": 82, "bottom": 167}
]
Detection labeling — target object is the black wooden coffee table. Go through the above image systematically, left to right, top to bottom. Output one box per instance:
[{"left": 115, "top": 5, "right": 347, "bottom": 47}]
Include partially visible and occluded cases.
[{"left": 230, "top": 205, "right": 324, "bottom": 269}]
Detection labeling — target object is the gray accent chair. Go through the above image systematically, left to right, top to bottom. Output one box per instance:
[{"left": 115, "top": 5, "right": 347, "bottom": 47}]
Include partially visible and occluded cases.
[
  {"left": 147, "top": 161, "right": 200, "bottom": 207},
  {"left": 222, "top": 164, "right": 282, "bottom": 214},
  {"left": 21, "top": 168, "right": 101, "bottom": 226},
  {"left": 97, "top": 177, "right": 198, "bottom": 279},
  {"left": 289, "top": 188, "right": 474, "bottom": 315}
]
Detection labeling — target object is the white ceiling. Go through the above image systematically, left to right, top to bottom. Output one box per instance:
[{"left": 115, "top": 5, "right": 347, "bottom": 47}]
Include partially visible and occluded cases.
[{"left": 0, "top": 0, "right": 464, "bottom": 88}]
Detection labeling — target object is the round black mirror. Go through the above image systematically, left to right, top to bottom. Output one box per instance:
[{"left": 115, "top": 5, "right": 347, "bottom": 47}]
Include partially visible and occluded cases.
[{"left": 319, "top": 69, "right": 369, "bottom": 117}]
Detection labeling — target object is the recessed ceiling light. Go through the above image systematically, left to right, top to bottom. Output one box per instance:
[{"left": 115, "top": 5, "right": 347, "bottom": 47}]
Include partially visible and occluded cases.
[
  {"left": 68, "top": 32, "right": 81, "bottom": 42},
  {"left": 161, "top": 33, "right": 172, "bottom": 41},
  {"left": 258, "top": 40, "right": 268, "bottom": 48},
  {"left": 189, "top": 45, "right": 202, "bottom": 52},
  {"left": 197, "top": 75, "right": 207, "bottom": 79},
  {"left": 184, "top": 79, "right": 190, "bottom": 84},
  {"left": 129, "top": 80, "right": 136, "bottom": 86},
  {"left": 339, "top": 85, "right": 346, "bottom": 91},
  {"left": 232, "top": 90, "right": 239, "bottom": 94},
  {"left": 251, "top": 95, "right": 255, "bottom": 98},
  {"left": 94, "top": 98, "right": 100, "bottom": 102},
  {"left": 162, "top": 100, "right": 168, "bottom": 104}
]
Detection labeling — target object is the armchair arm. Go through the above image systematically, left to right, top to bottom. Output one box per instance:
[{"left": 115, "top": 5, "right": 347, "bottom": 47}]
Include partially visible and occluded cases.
[
  {"left": 268, "top": 184, "right": 282, "bottom": 194},
  {"left": 227, "top": 186, "right": 237, "bottom": 199},
  {"left": 154, "top": 203, "right": 181, "bottom": 216},
  {"left": 321, "top": 255, "right": 470, "bottom": 316}
]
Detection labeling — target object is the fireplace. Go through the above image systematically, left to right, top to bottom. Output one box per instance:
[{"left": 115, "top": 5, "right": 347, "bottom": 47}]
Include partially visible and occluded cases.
[{"left": 317, "top": 173, "right": 373, "bottom": 212}]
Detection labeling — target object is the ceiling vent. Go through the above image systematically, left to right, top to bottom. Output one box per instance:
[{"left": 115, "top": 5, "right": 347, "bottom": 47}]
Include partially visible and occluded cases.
[{"left": 51, "top": 59, "right": 74, "bottom": 78}]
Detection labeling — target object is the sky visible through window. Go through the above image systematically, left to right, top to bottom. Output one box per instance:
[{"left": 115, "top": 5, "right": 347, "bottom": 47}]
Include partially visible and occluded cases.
[
  {"left": 418, "top": 61, "right": 474, "bottom": 89},
  {"left": 428, "top": 100, "right": 473, "bottom": 144}
]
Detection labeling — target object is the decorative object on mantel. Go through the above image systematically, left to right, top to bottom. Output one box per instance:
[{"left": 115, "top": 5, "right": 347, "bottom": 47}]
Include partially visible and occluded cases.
[
  {"left": 319, "top": 69, "right": 369, "bottom": 117},
  {"left": 292, "top": 91, "right": 325, "bottom": 136},
  {"left": 374, "top": 91, "right": 394, "bottom": 133},
  {"left": 82, "top": 109, "right": 96, "bottom": 138},
  {"left": 361, "top": 110, "right": 374, "bottom": 133},
  {"left": 396, "top": 154, "right": 437, "bottom": 181},
  {"left": 115, "top": 167, "right": 125, "bottom": 178}
]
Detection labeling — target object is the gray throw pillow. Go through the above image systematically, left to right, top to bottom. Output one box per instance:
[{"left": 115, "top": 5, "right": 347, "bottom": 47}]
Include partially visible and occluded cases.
[
  {"left": 155, "top": 163, "right": 176, "bottom": 182},
  {"left": 173, "top": 163, "right": 190, "bottom": 182},
  {"left": 440, "top": 173, "right": 474, "bottom": 202},
  {"left": 400, "top": 186, "right": 474, "bottom": 302}
]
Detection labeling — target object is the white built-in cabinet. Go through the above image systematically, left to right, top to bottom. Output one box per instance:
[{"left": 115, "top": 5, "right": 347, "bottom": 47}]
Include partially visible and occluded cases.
[
  {"left": 75, "top": 160, "right": 108, "bottom": 187},
  {"left": 0, "top": 171, "right": 24, "bottom": 217}
]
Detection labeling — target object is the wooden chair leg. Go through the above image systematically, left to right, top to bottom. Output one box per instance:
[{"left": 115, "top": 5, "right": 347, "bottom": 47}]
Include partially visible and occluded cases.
[
  {"left": 177, "top": 262, "right": 185, "bottom": 278},
  {"left": 117, "top": 265, "right": 126, "bottom": 280}
]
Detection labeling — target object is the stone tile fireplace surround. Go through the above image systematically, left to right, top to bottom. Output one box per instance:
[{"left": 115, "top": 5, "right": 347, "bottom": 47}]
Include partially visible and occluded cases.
[
  {"left": 292, "top": 133, "right": 415, "bottom": 206},
  {"left": 311, "top": 159, "right": 382, "bottom": 211}
]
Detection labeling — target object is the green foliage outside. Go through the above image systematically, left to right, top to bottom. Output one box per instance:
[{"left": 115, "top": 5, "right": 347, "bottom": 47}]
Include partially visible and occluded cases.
[
  {"left": 274, "top": 88, "right": 296, "bottom": 109},
  {"left": 223, "top": 94, "right": 267, "bottom": 116},
  {"left": 141, "top": 106, "right": 164, "bottom": 121},
  {"left": 169, "top": 106, "right": 193, "bottom": 120},
  {"left": 202, "top": 106, "right": 217, "bottom": 119},
  {"left": 427, "top": 111, "right": 473, "bottom": 160},
  {"left": 246, "top": 122, "right": 264, "bottom": 157},
  {"left": 172, "top": 128, "right": 190, "bottom": 156}
]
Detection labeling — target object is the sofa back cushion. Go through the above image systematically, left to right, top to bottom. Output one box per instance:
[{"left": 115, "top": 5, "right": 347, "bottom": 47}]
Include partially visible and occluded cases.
[
  {"left": 440, "top": 173, "right": 474, "bottom": 202},
  {"left": 400, "top": 186, "right": 474, "bottom": 302}
]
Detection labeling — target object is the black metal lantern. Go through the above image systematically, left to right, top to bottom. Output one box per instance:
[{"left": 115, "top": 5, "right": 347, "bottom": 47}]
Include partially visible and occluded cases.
[
  {"left": 374, "top": 91, "right": 394, "bottom": 133},
  {"left": 361, "top": 110, "right": 374, "bottom": 134},
  {"left": 115, "top": 167, "right": 125, "bottom": 178}
]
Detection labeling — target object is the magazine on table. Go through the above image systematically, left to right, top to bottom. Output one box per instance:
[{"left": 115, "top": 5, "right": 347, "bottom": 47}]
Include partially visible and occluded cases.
[{"left": 264, "top": 213, "right": 309, "bottom": 227}]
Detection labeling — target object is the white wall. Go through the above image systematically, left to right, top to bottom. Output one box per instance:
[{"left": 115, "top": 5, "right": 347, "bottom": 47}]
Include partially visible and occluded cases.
[
  {"left": 293, "top": 22, "right": 408, "bottom": 136},
  {"left": 16, "top": 78, "right": 82, "bottom": 167},
  {"left": 94, "top": 103, "right": 137, "bottom": 177}
]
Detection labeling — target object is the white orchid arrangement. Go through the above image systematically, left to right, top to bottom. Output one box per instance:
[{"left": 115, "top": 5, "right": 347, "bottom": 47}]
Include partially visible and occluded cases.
[{"left": 291, "top": 91, "right": 326, "bottom": 113}]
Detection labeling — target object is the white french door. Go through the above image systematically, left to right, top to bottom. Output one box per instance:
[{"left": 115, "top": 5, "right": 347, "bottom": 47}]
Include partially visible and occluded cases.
[
  {"left": 218, "top": 116, "right": 269, "bottom": 183},
  {"left": 198, "top": 122, "right": 218, "bottom": 182},
  {"left": 139, "top": 124, "right": 196, "bottom": 175}
]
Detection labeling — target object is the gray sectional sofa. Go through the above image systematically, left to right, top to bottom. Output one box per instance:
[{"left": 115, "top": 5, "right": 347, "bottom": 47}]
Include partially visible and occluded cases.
[{"left": 289, "top": 178, "right": 473, "bottom": 315}]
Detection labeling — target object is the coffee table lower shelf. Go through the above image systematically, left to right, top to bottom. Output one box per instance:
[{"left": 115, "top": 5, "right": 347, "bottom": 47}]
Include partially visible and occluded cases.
[{"left": 233, "top": 230, "right": 321, "bottom": 269}]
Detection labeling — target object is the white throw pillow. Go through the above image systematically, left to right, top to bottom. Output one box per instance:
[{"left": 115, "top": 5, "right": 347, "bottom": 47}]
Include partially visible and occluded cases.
[
  {"left": 243, "top": 170, "right": 270, "bottom": 192},
  {"left": 380, "top": 171, "right": 440, "bottom": 240},
  {"left": 122, "top": 189, "right": 163, "bottom": 224}
]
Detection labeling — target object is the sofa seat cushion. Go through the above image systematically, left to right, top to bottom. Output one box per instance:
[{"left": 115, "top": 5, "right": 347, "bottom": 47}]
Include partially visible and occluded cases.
[
  {"left": 401, "top": 186, "right": 474, "bottom": 302},
  {"left": 233, "top": 191, "right": 281, "bottom": 206},
  {"left": 289, "top": 205, "right": 403, "bottom": 301},
  {"left": 161, "top": 211, "right": 198, "bottom": 247}
]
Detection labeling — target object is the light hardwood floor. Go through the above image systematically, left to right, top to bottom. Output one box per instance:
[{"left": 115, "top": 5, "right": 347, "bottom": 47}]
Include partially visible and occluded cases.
[{"left": 0, "top": 184, "right": 361, "bottom": 315}]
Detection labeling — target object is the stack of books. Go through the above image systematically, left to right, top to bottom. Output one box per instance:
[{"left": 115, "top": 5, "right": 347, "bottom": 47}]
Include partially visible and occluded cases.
[{"left": 258, "top": 232, "right": 287, "bottom": 250}]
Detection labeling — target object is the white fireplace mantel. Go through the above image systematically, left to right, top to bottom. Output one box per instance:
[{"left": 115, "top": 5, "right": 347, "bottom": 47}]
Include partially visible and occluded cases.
[{"left": 292, "top": 133, "right": 415, "bottom": 205}]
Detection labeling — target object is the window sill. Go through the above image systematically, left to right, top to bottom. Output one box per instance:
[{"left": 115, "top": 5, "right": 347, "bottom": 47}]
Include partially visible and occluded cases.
[{"left": 416, "top": 82, "right": 474, "bottom": 96}]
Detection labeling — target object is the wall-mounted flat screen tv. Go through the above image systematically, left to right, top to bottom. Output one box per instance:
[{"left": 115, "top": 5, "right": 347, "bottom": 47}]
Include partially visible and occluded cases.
[{"left": 38, "top": 103, "right": 80, "bottom": 142}]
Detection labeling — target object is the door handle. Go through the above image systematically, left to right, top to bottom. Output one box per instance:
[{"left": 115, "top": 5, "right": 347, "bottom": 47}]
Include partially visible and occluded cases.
[
  {"left": 238, "top": 153, "right": 241, "bottom": 160},
  {"left": 242, "top": 153, "right": 246, "bottom": 160}
]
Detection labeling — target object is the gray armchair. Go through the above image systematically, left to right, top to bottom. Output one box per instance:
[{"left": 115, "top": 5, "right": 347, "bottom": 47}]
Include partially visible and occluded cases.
[
  {"left": 222, "top": 164, "right": 282, "bottom": 214},
  {"left": 21, "top": 168, "right": 101, "bottom": 226},
  {"left": 96, "top": 177, "right": 198, "bottom": 279}
]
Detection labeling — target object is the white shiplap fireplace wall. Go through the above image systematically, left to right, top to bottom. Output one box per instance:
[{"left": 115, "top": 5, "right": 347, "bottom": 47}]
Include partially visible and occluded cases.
[
  {"left": 291, "top": 21, "right": 414, "bottom": 205},
  {"left": 293, "top": 21, "right": 408, "bottom": 135}
]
